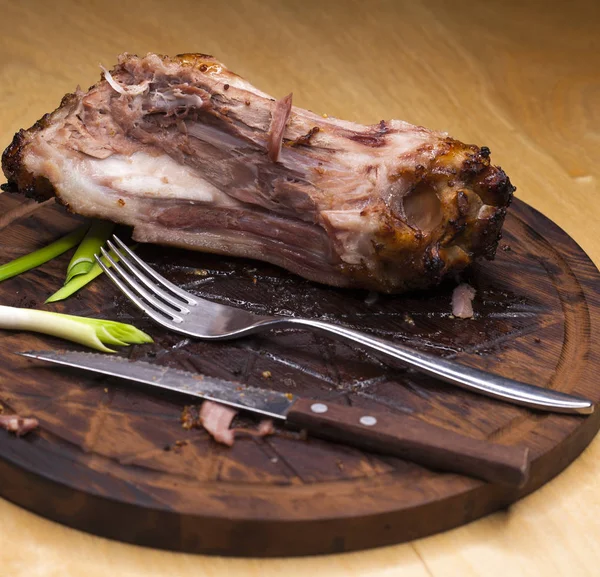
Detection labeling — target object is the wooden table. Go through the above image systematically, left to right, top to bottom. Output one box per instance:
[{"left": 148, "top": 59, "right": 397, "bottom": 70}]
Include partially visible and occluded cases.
[{"left": 0, "top": 0, "right": 598, "bottom": 574}]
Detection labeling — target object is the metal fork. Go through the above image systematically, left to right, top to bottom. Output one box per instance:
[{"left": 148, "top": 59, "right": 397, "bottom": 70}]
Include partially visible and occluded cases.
[{"left": 95, "top": 236, "right": 594, "bottom": 415}]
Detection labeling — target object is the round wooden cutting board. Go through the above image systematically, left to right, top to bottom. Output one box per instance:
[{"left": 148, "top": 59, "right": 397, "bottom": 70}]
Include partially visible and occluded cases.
[{"left": 0, "top": 193, "right": 598, "bottom": 557}]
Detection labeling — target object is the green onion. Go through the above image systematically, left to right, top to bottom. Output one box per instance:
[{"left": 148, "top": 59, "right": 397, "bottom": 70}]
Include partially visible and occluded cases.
[
  {"left": 65, "top": 220, "right": 115, "bottom": 284},
  {"left": 0, "top": 225, "right": 89, "bottom": 283},
  {"left": 46, "top": 244, "right": 135, "bottom": 303},
  {"left": 0, "top": 305, "right": 152, "bottom": 353}
]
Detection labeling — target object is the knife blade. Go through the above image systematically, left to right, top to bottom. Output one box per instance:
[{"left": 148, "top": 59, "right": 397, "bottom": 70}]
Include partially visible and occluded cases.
[{"left": 19, "top": 349, "right": 530, "bottom": 487}]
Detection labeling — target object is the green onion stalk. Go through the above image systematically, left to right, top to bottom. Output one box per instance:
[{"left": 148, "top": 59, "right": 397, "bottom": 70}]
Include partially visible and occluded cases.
[
  {"left": 64, "top": 220, "right": 115, "bottom": 284},
  {"left": 0, "top": 225, "right": 89, "bottom": 283},
  {"left": 46, "top": 243, "right": 134, "bottom": 303},
  {"left": 0, "top": 305, "right": 152, "bottom": 353}
]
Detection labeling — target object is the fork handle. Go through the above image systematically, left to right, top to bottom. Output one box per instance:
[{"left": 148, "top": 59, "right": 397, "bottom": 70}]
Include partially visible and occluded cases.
[{"left": 279, "top": 318, "right": 594, "bottom": 414}]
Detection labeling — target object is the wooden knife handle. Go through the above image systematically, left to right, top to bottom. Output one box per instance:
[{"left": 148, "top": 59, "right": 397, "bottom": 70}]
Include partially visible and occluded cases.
[{"left": 287, "top": 398, "right": 530, "bottom": 486}]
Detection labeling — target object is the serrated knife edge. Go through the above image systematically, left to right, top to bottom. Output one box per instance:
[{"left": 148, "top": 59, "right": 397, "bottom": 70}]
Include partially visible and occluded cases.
[{"left": 18, "top": 350, "right": 295, "bottom": 420}]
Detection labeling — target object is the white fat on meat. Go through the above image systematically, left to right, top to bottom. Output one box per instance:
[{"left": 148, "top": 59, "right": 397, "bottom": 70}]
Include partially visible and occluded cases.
[
  {"left": 24, "top": 147, "right": 240, "bottom": 224},
  {"left": 321, "top": 209, "right": 382, "bottom": 264}
]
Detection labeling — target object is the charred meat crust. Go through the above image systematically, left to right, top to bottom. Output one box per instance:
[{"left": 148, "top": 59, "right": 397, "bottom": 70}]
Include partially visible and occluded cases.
[
  {"left": 1, "top": 53, "right": 515, "bottom": 293},
  {"left": 2, "top": 93, "right": 82, "bottom": 202},
  {"left": 2, "top": 128, "right": 45, "bottom": 198}
]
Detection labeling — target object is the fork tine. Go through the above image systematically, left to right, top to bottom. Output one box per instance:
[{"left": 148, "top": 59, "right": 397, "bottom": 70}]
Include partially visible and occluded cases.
[
  {"left": 111, "top": 236, "right": 197, "bottom": 305},
  {"left": 105, "top": 240, "right": 190, "bottom": 313},
  {"left": 98, "top": 247, "right": 184, "bottom": 323},
  {"left": 95, "top": 254, "right": 181, "bottom": 329}
]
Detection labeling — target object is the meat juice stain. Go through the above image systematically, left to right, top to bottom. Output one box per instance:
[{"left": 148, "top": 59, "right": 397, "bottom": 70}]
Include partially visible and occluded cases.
[{"left": 117, "top": 244, "right": 539, "bottom": 397}]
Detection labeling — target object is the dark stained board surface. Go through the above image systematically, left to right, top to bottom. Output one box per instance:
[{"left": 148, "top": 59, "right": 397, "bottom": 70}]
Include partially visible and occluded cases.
[{"left": 0, "top": 192, "right": 598, "bottom": 557}]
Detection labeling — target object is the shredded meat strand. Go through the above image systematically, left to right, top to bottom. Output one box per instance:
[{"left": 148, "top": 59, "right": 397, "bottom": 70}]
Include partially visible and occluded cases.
[
  {"left": 267, "top": 92, "right": 293, "bottom": 162},
  {"left": 0, "top": 197, "right": 54, "bottom": 230},
  {"left": 233, "top": 418, "right": 275, "bottom": 440}
]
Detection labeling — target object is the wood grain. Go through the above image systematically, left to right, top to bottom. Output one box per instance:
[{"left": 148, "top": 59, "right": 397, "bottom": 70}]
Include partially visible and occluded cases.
[
  {"left": 0, "top": 0, "right": 598, "bottom": 574},
  {"left": 0, "top": 191, "right": 598, "bottom": 557},
  {"left": 286, "top": 399, "right": 531, "bottom": 487}
]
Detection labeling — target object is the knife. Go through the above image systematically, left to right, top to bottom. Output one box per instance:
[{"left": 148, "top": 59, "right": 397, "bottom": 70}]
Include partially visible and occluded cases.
[{"left": 19, "top": 349, "right": 531, "bottom": 487}]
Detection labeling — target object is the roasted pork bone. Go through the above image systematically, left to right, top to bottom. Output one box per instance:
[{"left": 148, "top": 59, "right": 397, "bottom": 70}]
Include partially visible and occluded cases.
[{"left": 2, "top": 53, "right": 515, "bottom": 292}]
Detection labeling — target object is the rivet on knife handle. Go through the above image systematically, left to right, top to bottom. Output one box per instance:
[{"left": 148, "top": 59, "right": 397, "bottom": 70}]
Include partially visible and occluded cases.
[{"left": 286, "top": 398, "right": 530, "bottom": 487}]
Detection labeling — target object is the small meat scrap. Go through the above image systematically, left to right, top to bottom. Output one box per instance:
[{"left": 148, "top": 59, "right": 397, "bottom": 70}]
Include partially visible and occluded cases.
[
  {"left": 452, "top": 283, "right": 476, "bottom": 319},
  {"left": 364, "top": 291, "right": 379, "bottom": 305},
  {"left": 199, "top": 400, "right": 238, "bottom": 446},
  {"left": 181, "top": 401, "right": 274, "bottom": 446},
  {"left": 181, "top": 404, "right": 201, "bottom": 430},
  {"left": 0, "top": 414, "right": 39, "bottom": 436},
  {"left": 257, "top": 419, "right": 275, "bottom": 436},
  {"left": 171, "top": 440, "right": 189, "bottom": 453}
]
